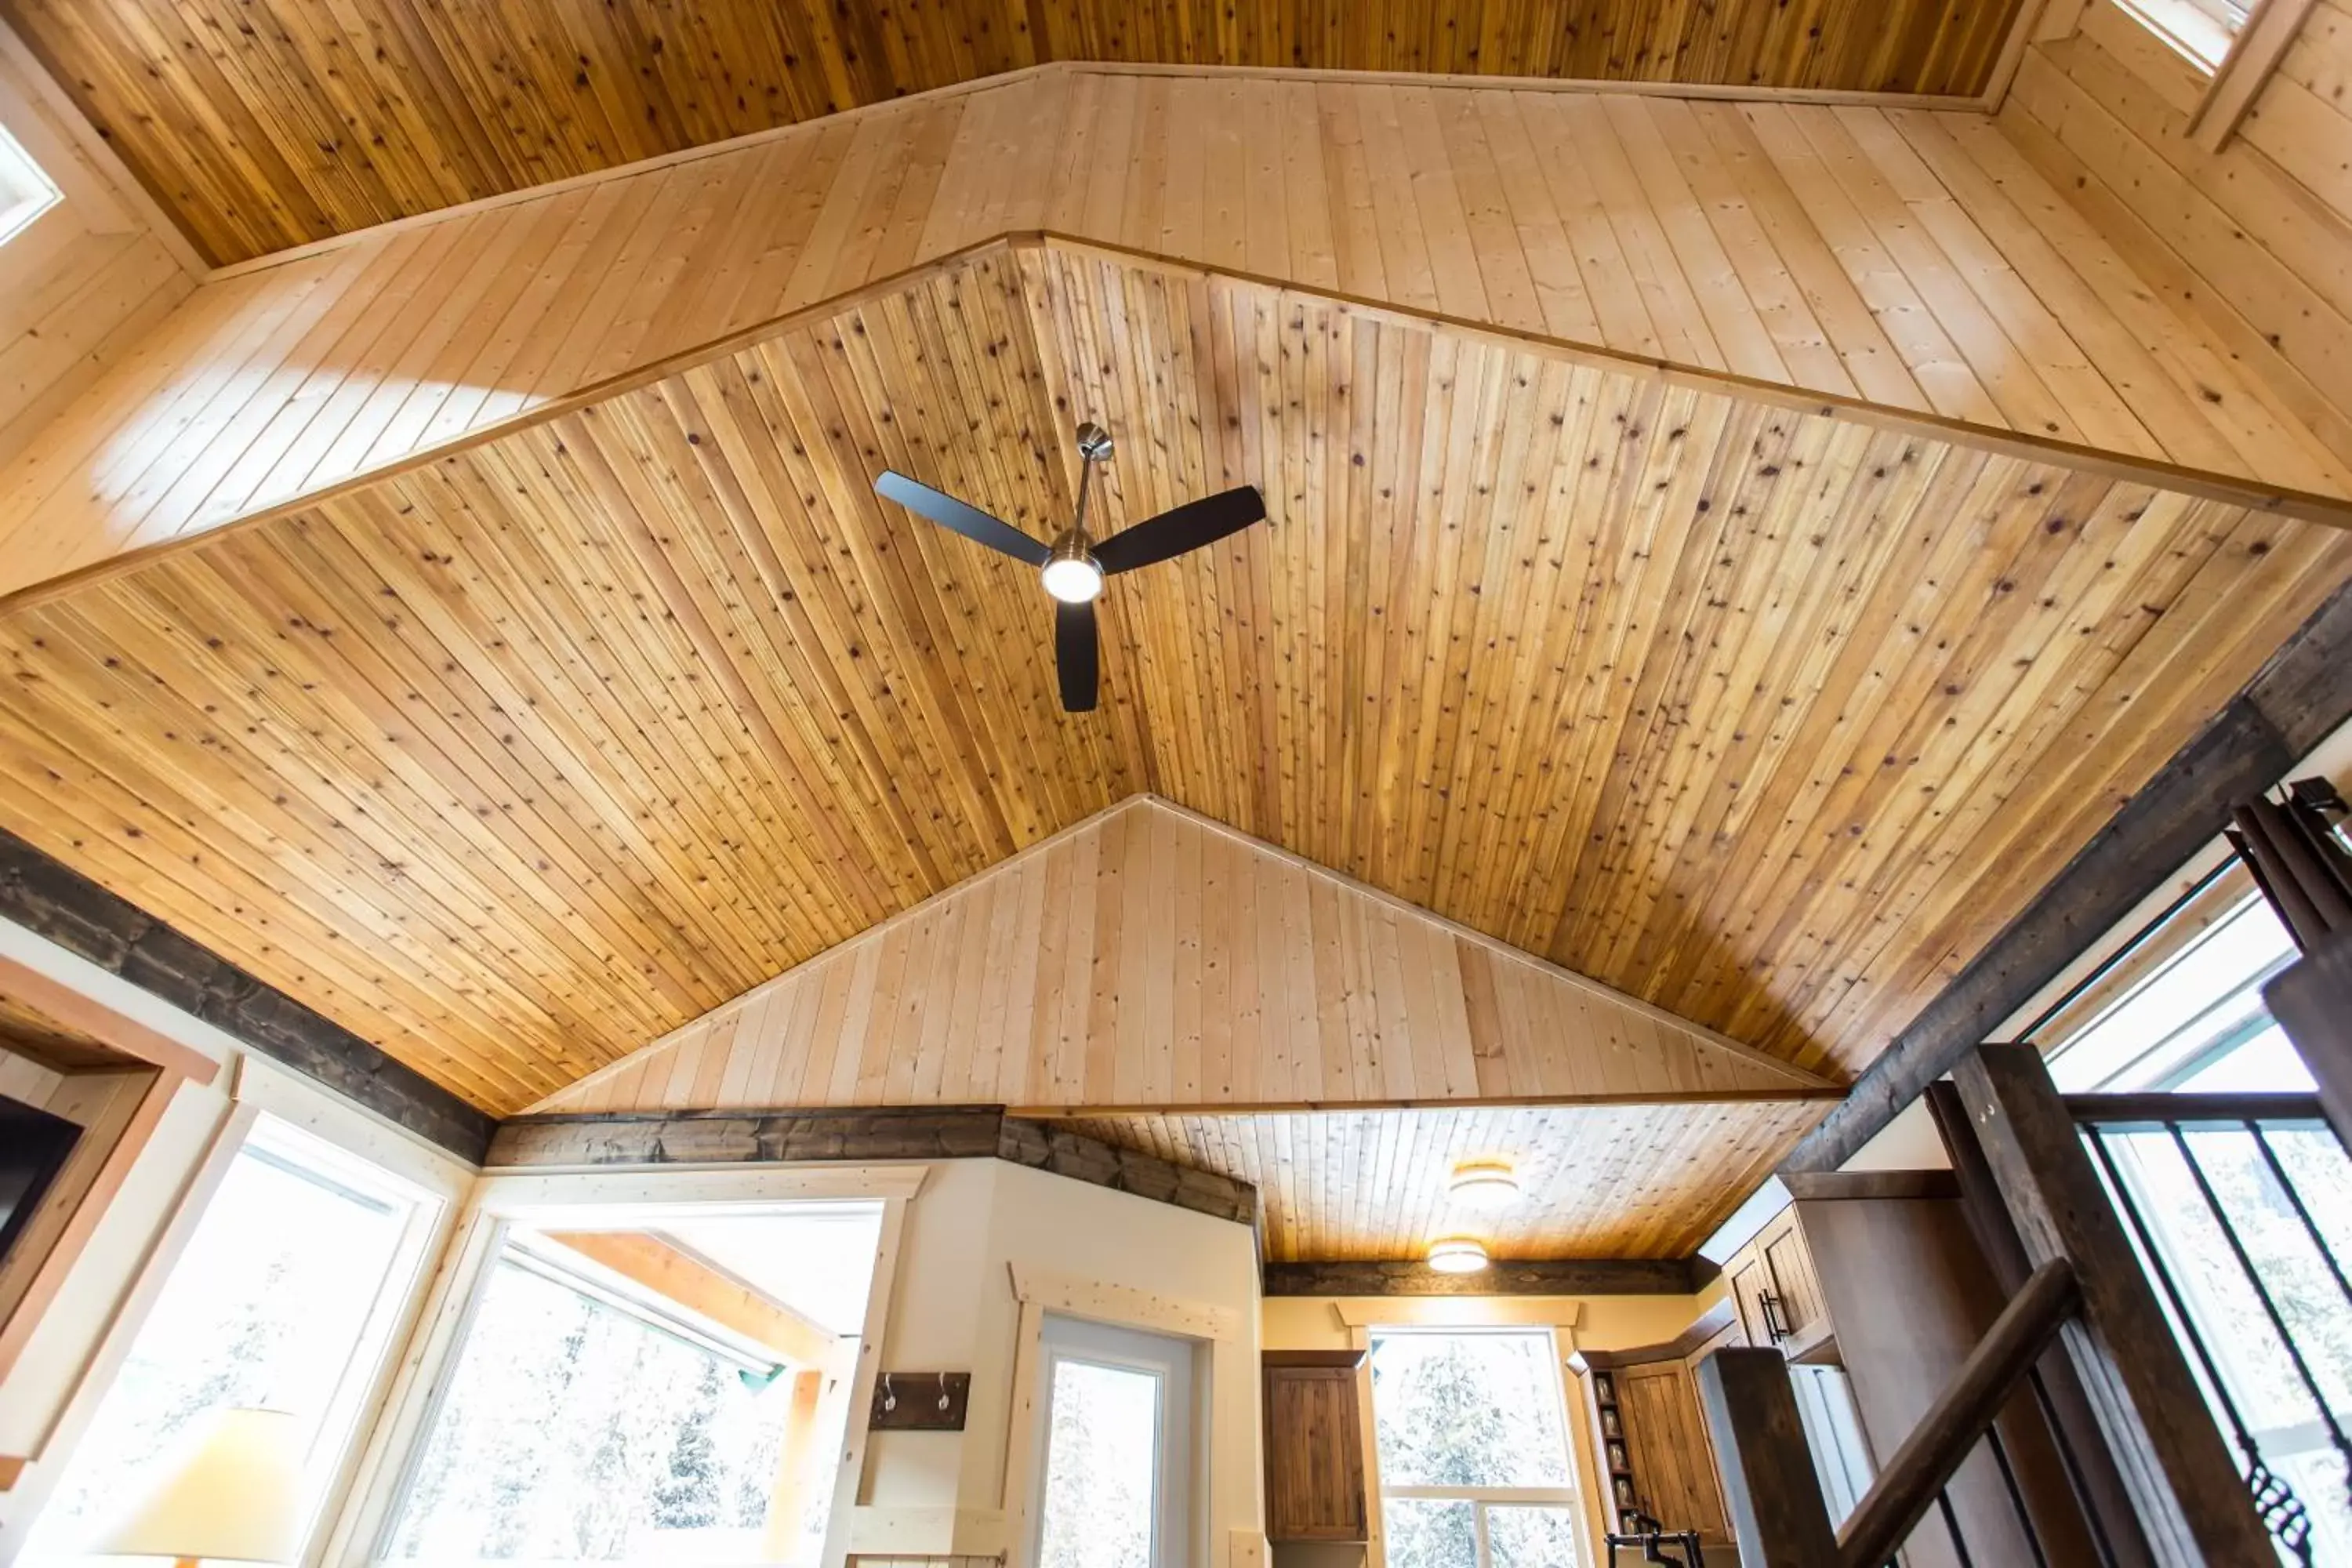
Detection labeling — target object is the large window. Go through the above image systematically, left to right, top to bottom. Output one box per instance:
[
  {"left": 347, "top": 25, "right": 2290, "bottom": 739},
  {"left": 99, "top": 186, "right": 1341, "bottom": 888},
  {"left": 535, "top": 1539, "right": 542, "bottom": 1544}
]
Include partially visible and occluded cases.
[
  {"left": 2116, "top": 0, "right": 2252, "bottom": 67},
  {"left": 2045, "top": 884, "right": 2350, "bottom": 1561},
  {"left": 20, "top": 1115, "right": 438, "bottom": 1567},
  {"left": 381, "top": 1204, "right": 883, "bottom": 1568},
  {"left": 1368, "top": 1330, "right": 1584, "bottom": 1568}
]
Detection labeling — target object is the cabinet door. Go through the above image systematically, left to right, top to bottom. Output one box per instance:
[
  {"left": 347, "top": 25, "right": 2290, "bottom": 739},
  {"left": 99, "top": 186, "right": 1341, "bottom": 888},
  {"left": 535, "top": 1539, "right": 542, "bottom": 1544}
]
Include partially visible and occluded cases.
[
  {"left": 1761, "top": 1210, "right": 1827, "bottom": 1337},
  {"left": 1726, "top": 1246, "right": 1775, "bottom": 1347},
  {"left": 1263, "top": 1366, "right": 1367, "bottom": 1541}
]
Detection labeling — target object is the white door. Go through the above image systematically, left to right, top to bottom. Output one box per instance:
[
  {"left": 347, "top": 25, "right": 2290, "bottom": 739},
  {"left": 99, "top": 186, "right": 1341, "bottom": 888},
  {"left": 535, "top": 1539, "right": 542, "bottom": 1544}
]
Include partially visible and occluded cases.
[{"left": 1029, "top": 1316, "right": 1200, "bottom": 1568}]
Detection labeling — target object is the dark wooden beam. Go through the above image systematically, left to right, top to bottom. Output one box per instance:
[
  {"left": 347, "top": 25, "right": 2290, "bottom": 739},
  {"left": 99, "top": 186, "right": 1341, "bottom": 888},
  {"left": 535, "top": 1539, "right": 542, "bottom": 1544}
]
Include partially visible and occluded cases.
[
  {"left": 1783, "top": 574, "right": 2352, "bottom": 1174},
  {"left": 0, "top": 826, "right": 492, "bottom": 1162},
  {"left": 489, "top": 1106, "right": 1009, "bottom": 1166},
  {"left": 488, "top": 1107, "right": 1261, "bottom": 1229},
  {"left": 996, "top": 1118, "right": 1258, "bottom": 1227},
  {"left": 1779, "top": 1169, "right": 1961, "bottom": 1201},
  {"left": 1261, "top": 1258, "right": 1714, "bottom": 1297}
]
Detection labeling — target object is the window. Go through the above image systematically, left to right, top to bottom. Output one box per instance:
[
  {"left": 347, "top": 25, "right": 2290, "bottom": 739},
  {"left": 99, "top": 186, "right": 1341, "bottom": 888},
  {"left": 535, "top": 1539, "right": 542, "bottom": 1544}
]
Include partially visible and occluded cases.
[
  {"left": 2117, "top": 0, "right": 2252, "bottom": 67},
  {"left": 0, "top": 118, "right": 60, "bottom": 246},
  {"left": 2045, "top": 884, "right": 2350, "bottom": 1561},
  {"left": 20, "top": 1116, "right": 437, "bottom": 1567},
  {"left": 382, "top": 1205, "right": 884, "bottom": 1568},
  {"left": 1031, "top": 1316, "right": 1199, "bottom": 1568},
  {"left": 1368, "top": 1330, "right": 1584, "bottom": 1568}
]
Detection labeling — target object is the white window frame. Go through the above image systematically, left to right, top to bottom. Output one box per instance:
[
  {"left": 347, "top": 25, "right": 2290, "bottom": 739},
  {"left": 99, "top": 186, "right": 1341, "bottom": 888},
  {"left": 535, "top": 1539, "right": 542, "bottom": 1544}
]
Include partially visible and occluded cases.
[
  {"left": 8, "top": 1054, "right": 466, "bottom": 1568},
  {"left": 332, "top": 1163, "right": 924, "bottom": 1568},
  {"left": 1028, "top": 1314, "right": 1201, "bottom": 1568},
  {"left": 1366, "top": 1326, "right": 1585, "bottom": 1568}
]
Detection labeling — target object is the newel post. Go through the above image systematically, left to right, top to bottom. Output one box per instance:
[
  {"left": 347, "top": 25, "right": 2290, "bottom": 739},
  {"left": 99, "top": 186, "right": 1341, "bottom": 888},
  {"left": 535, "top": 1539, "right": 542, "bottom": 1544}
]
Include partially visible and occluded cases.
[
  {"left": 1951, "top": 1044, "right": 2273, "bottom": 1566},
  {"left": 1693, "top": 1348, "right": 1838, "bottom": 1566}
]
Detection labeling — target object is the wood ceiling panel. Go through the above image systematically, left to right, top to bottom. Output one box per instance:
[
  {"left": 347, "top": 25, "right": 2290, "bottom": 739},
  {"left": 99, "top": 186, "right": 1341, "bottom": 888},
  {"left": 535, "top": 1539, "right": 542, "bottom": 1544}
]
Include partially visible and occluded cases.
[
  {"left": 3, "top": 0, "right": 2032, "bottom": 264},
  {"left": 0, "top": 241, "right": 2343, "bottom": 1113},
  {"left": 539, "top": 797, "right": 1824, "bottom": 1117},
  {"left": 0, "top": 992, "right": 125, "bottom": 1072},
  {"left": 1066, "top": 1102, "right": 1825, "bottom": 1260}
]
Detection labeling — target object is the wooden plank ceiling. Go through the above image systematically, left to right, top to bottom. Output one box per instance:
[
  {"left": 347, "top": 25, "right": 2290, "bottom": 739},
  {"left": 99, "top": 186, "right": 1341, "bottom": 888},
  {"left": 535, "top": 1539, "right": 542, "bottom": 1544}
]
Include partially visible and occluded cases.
[
  {"left": 2, "top": 0, "right": 2031, "bottom": 264},
  {"left": 8, "top": 72, "right": 2346, "bottom": 610},
  {"left": 0, "top": 239, "right": 2343, "bottom": 1118},
  {"left": 535, "top": 797, "right": 1828, "bottom": 1117},
  {"left": 0, "top": 991, "right": 124, "bottom": 1072},
  {"left": 1065, "top": 1103, "right": 1821, "bottom": 1259}
]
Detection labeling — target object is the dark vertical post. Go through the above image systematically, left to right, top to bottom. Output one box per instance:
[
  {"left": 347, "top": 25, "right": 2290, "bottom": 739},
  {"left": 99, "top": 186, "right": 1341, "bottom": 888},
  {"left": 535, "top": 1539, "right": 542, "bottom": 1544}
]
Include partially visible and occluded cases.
[
  {"left": 2263, "top": 928, "right": 2352, "bottom": 1152},
  {"left": 1951, "top": 1044, "right": 2274, "bottom": 1566},
  {"left": 1693, "top": 1348, "right": 1838, "bottom": 1566}
]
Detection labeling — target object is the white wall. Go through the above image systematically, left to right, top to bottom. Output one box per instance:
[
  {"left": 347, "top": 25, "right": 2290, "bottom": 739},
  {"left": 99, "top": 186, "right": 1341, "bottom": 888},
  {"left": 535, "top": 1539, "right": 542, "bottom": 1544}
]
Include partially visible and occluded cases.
[{"left": 862, "top": 1160, "right": 1265, "bottom": 1564}]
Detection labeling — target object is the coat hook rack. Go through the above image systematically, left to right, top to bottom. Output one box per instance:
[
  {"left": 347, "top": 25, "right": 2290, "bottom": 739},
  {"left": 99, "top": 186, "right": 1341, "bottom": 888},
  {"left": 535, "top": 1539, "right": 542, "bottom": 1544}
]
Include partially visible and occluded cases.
[{"left": 868, "top": 1370, "right": 970, "bottom": 1431}]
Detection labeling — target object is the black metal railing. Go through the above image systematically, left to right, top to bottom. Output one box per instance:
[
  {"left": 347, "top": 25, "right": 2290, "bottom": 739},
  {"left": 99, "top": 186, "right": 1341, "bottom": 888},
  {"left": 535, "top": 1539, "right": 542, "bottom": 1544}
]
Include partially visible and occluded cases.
[{"left": 2070, "top": 1091, "right": 2352, "bottom": 1564}]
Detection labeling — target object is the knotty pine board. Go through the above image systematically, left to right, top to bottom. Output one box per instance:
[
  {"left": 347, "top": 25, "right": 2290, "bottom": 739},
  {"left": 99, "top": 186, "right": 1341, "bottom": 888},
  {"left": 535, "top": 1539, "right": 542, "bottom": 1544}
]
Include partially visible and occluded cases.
[
  {"left": 2, "top": 0, "right": 2033, "bottom": 263},
  {"left": 1997, "top": 0, "right": 2352, "bottom": 462},
  {"left": 1, "top": 68, "right": 2343, "bottom": 609},
  {"left": 0, "top": 242, "right": 2342, "bottom": 1111},
  {"left": 535, "top": 798, "right": 1822, "bottom": 1118},
  {"left": 1062, "top": 1101, "right": 1825, "bottom": 1260}
]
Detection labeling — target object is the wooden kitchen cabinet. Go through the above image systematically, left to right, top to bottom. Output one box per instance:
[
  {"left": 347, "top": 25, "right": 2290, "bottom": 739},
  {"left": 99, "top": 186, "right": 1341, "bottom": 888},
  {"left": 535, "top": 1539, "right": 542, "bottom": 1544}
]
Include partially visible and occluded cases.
[
  {"left": 1723, "top": 1205, "right": 1826, "bottom": 1351},
  {"left": 1261, "top": 1349, "right": 1369, "bottom": 1542}
]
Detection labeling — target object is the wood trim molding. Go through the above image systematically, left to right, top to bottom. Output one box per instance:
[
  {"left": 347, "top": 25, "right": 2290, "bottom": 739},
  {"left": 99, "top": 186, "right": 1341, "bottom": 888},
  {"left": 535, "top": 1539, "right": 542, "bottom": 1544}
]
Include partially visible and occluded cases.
[
  {"left": 2189, "top": 0, "right": 2321, "bottom": 150},
  {"left": 1781, "top": 571, "right": 2352, "bottom": 1174},
  {"left": 0, "top": 826, "right": 491, "bottom": 1159},
  {"left": 0, "top": 953, "right": 216, "bottom": 1085},
  {"left": 0, "top": 1065, "right": 177, "bottom": 1385},
  {"left": 488, "top": 1106, "right": 1261, "bottom": 1230},
  {"left": 1779, "top": 1170, "right": 1963, "bottom": 1201},
  {"left": 1264, "top": 1258, "right": 1714, "bottom": 1297},
  {"left": 1007, "top": 1262, "right": 1244, "bottom": 1343},
  {"left": 1578, "top": 1298, "right": 1740, "bottom": 1368}
]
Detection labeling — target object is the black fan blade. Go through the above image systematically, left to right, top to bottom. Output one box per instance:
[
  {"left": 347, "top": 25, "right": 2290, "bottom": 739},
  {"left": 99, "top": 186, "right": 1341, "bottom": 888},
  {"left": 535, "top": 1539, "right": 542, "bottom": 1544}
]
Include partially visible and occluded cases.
[
  {"left": 876, "top": 470, "right": 1051, "bottom": 568},
  {"left": 1093, "top": 485, "right": 1266, "bottom": 576},
  {"left": 1054, "top": 600, "right": 1099, "bottom": 713}
]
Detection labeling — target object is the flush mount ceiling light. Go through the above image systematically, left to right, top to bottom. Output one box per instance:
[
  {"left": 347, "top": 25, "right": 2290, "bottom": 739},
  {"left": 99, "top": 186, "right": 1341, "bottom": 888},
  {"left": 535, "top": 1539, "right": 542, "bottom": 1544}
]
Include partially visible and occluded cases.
[
  {"left": 1449, "top": 1159, "right": 1521, "bottom": 1210},
  {"left": 1426, "top": 1237, "right": 1490, "bottom": 1275}
]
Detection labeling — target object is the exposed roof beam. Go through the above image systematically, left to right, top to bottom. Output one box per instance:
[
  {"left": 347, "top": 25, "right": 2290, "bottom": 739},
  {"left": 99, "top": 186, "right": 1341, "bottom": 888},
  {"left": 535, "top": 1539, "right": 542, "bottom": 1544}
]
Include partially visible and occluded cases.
[
  {"left": 1780, "top": 572, "right": 2352, "bottom": 1172},
  {"left": 1263, "top": 1258, "right": 1716, "bottom": 1296}
]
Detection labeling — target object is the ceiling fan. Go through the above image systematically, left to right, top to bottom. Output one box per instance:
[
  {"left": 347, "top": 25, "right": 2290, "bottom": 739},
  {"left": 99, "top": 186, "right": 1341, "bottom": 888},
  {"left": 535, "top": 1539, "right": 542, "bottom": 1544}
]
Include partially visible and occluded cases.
[{"left": 874, "top": 423, "right": 1266, "bottom": 713}]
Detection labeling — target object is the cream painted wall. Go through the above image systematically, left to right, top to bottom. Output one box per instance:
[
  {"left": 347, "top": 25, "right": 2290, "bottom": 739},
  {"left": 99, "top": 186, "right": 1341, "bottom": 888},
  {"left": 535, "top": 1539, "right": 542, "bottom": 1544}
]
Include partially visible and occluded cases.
[
  {"left": 860, "top": 1160, "right": 1265, "bottom": 1566},
  {"left": 1260, "top": 1291, "right": 1717, "bottom": 1356}
]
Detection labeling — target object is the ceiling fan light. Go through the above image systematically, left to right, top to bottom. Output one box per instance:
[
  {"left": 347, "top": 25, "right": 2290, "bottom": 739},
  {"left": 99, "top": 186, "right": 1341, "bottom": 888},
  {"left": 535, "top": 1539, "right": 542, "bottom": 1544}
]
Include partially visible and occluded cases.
[
  {"left": 1040, "top": 548, "right": 1104, "bottom": 604},
  {"left": 1449, "top": 1160, "right": 1521, "bottom": 1211},
  {"left": 1426, "top": 1237, "right": 1490, "bottom": 1276}
]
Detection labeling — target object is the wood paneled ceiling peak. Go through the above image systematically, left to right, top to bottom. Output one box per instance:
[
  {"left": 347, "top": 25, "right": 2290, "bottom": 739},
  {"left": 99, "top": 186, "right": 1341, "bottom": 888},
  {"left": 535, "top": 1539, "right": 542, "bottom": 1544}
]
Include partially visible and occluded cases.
[
  {"left": 4, "top": 0, "right": 2034, "bottom": 265},
  {"left": 0, "top": 239, "right": 2344, "bottom": 1116},
  {"left": 535, "top": 794, "right": 1834, "bottom": 1120}
]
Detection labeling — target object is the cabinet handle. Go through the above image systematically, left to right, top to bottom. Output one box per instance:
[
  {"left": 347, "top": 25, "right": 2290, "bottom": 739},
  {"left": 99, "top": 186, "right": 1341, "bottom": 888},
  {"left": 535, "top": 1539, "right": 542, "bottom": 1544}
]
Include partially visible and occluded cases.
[{"left": 1758, "top": 1289, "right": 1791, "bottom": 1343}]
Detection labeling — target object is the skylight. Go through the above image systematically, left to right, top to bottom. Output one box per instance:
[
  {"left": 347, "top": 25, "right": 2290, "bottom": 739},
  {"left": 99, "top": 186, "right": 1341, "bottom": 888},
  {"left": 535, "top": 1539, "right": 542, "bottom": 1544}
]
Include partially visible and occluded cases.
[{"left": 0, "top": 118, "right": 60, "bottom": 245}]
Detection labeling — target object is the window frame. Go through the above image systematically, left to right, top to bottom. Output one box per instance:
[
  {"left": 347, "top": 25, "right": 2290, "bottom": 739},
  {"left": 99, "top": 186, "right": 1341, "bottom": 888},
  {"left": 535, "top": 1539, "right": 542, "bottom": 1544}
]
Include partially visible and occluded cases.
[
  {"left": 15, "top": 1055, "right": 465, "bottom": 1568},
  {"left": 336, "top": 1164, "right": 922, "bottom": 1568},
  {"left": 1028, "top": 1313, "right": 1200, "bottom": 1568},
  {"left": 1364, "top": 1326, "right": 1586, "bottom": 1568}
]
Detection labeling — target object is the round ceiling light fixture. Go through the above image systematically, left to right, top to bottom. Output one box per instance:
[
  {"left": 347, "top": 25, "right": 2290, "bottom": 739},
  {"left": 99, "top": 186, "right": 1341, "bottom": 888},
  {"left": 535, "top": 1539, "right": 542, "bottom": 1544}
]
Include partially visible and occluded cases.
[
  {"left": 1040, "top": 534, "right": 1105, "bottom": 604},
  {"left": 1449, "top": 1159, "right": 1521, "bottom": 1210},
  {"left": 1426, "top": 1236, "right": 1490, "bottom": 1275}
]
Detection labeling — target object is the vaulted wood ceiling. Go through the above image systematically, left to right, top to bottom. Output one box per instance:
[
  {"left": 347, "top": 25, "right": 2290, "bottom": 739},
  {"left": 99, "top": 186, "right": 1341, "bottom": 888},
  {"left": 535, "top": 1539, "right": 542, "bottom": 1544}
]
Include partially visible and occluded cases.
[
  {"left": 3, "top": 0, "right": 2031, "bottom": 263},
  {"left": 1, "top": 238, "right": 2341, "bottom": 1116}
]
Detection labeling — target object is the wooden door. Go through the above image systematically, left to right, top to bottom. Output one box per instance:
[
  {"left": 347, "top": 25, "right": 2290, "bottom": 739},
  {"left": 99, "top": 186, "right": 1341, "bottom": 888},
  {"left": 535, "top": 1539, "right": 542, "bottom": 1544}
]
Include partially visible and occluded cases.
[
  {"left": 1726, "top": 1243, "right": 1777, "bottom": 1347},
  {"left": 1262, "top": 1361, "right": 1368, "bottom": 1542}
]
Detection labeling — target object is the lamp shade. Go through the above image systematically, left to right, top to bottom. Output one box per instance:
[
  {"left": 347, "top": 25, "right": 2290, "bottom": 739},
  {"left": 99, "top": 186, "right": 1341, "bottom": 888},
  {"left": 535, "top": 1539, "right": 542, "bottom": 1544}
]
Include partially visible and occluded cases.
[{"left": 95, "top": 1406, "right": 306, "bottom": 1564}]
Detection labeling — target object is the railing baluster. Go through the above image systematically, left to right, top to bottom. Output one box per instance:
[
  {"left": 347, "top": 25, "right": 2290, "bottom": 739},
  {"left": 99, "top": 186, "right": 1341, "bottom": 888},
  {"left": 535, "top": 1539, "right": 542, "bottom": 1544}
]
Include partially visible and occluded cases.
[
  {"left": 2165, "top": 1121, "right": 2352, "bottom": 1501},
  {"left": 2247, "top": 1121, "right": 2352, "bottom": 1313},
  {"left": 2026, "top": 1365, "right": 2122, "bottom": 1568},
  {"left": 1984, "top": 1423, "right": 2051, "bottom": 1568},
  {"left": 1936, "top": 1487, "right": 1977, "bottom": 1568}
]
